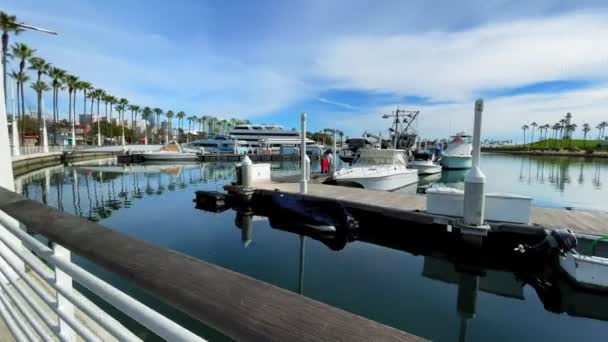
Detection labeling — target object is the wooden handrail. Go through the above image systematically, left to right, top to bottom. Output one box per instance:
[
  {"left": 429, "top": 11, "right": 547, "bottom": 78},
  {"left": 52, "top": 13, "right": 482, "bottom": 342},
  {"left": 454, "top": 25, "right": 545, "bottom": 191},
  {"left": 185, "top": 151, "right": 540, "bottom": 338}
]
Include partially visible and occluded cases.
[{"left": 0, "top": 187, "right": 425, "bottom": 342}]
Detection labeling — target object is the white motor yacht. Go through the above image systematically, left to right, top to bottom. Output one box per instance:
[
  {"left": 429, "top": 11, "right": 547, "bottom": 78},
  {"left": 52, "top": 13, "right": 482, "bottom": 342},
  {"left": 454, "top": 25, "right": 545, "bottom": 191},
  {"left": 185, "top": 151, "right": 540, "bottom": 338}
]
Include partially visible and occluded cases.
[
  {"left": 440, "top": 133, "right": 473, "bottom": 169},
  {"left": 142, "top": 141, "right": 198, "bottom": 161},
  {"left": 332, "top": 149, "right": 418, "bottom": 191},
  {"left": 409, "top": 151, "right": 442, "bottom": 175}
]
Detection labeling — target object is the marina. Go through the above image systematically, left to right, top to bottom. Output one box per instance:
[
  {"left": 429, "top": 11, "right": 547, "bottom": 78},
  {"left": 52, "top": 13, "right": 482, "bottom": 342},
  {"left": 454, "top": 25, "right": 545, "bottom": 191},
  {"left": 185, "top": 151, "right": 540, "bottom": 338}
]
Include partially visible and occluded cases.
[
  {"left": 2, "top": 4, "right": 608, "bottom": 342},
  {"left": 11, "top": 154, "right": 608, "bottom": 341}
]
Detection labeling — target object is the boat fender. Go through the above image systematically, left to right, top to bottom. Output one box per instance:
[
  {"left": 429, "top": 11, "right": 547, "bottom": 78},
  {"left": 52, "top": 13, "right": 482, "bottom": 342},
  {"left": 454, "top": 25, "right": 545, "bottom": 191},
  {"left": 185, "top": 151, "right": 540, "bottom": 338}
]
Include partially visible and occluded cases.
[{"left": 514, "top": 228, "right": 577, "bottom": 255}]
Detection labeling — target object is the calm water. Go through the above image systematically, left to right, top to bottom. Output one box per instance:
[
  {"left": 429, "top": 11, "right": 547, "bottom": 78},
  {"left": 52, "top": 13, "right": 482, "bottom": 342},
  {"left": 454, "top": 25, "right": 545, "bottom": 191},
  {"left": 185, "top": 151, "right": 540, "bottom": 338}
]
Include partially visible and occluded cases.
[{"left": 16, "top": 153, "right": 608, "bottom": 341}]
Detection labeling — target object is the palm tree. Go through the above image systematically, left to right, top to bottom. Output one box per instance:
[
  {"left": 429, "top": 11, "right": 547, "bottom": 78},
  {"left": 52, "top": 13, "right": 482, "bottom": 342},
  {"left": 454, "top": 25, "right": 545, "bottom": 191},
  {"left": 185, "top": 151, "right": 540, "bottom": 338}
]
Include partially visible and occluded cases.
[
  {"left": 1, "top": 11, "right": 23, "bottom": 104},
  {"left": 12, "top": 43, "right": 35, "bottom": 133},
  {"left": 47, "top": 67, "right": 65, "bottom": 144},
  {"left": 9, "top": 70, "right": 29, "bottom": 142},
  {"left": 64, "top": 75, "right": 79, "bottom": 146},
  {"left": 30, "top": 80, "right": 50, "bottom": 144},
  {"left": 78, "top": 81, "right": 92, "bottom": 143},
  {"left": 89, "top": 88, "right": 104, "bottom": 145},
  {"left": 104, "top": 95, "right": 117, "bottom": 143},
  {"left": 117, "top": 98, "right": 128, "bottom": 145},
  {"left": 128, "top": 104, "right": 140, "bottom": 143},
  {"left": 141, "top": 107, "right": 152, "bottom": 145},
  {"left": 152, "top": 108, "right": 162, "bottom": 142},
  {"left": 166, "top": 110, "right": 174, "bottom": 142},
  {"left": 177, "top": 111, "right": 186, "bottom": 140},
  {"left": 187, "top": 115, "right": 196, "bottom": 142},
  {"left": 198, "top": 116, "right": 204, "bottom": 137},
  {"left": 530, "top": 122, "right": 537, "bottom": 147},
  {"left": 582, "top": 123, "right": 591, "bottom": 148},
  {"left": 521, "top": 124, "right": 529, "bottom": 149},
  {"left": 542, "top": 124, "right": 551, "bottom": 149},
  {"left": 566, "top": 124, "right": 577, "bottom": 148}
]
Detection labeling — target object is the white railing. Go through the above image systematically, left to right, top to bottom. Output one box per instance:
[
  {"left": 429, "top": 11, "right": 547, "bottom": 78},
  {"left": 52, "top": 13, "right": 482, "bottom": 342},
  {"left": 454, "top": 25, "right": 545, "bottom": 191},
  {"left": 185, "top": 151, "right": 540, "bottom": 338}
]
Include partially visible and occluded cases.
[
  {"left": 14, "top": 145, "right": 71, "bottom": 156},
  {"left": 0, "top": 213, "right": 206, "bottom": 342}
]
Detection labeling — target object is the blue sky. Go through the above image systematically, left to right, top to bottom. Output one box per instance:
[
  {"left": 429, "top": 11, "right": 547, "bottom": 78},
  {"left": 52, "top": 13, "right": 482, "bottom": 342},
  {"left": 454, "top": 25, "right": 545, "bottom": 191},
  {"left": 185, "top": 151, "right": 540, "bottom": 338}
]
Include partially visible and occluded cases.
[{"left": 4, "top": 0, "right": 608, "bottom": 141}]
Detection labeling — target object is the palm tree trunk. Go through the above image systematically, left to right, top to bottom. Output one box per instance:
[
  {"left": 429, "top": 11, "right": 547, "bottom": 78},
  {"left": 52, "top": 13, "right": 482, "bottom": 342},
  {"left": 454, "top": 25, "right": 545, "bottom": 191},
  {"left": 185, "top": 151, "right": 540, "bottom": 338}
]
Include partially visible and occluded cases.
[
  {"left": 2, "top": 32, "right": 8, "bottom": 108},
  {"left": 20, "top": 80, "right": 26, "bottom": 145},
  {"left": 36, "top": 90, "right": 42, "bottom": 145},
  {"left": 97, "top": 99, "right": 101, "bottom": 145},
  {"left": 109, "top": 104, "right": 114, "bottom": 144}
]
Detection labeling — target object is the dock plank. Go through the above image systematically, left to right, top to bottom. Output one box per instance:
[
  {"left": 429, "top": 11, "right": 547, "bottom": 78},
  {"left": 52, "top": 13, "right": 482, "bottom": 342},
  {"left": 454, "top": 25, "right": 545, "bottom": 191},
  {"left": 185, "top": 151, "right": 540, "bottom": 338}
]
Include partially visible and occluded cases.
[{"left": 257, "top": 182, "right": 608, "bottom": 236}]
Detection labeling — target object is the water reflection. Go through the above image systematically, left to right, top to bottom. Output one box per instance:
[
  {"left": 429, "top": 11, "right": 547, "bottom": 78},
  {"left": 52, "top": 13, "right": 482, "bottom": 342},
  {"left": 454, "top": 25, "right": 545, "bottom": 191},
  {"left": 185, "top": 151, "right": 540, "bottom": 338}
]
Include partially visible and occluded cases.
[
  {"left": 16, "top": 161, "right": 237, "bottom": 222},
  {"left": 226, "top": 204, "right": 608, "bottom": 341}
]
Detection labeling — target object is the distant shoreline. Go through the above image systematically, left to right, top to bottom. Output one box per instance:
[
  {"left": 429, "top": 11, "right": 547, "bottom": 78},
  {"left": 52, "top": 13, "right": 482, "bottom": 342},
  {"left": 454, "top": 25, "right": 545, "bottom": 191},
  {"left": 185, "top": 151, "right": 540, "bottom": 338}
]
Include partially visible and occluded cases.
[{"left": 481, "top": 149, "right": 608, "bottom": 158}]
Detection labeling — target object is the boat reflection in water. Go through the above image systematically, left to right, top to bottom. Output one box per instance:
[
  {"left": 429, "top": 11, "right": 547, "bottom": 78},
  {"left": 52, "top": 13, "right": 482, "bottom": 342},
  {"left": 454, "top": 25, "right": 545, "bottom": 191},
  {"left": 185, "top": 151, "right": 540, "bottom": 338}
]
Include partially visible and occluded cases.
[{"left": 219, "top": 201, "right": 608, "bottom": 341}]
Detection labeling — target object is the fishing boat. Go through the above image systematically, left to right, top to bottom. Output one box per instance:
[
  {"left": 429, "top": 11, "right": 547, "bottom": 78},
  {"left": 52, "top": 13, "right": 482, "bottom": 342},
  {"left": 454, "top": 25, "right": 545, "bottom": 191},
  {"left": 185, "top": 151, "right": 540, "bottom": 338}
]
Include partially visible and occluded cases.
[
  {"left": 441, "top": 133, "right": 473, "bottom": 169},
  {"left": 141, "top": 141, "right": 198, "bottom": 161},
  {"left": 333, "top": 149, "right": 418, "bottom": 191},
  {"left": 409, "top": 151, "right": 442, "bottom": 175}
]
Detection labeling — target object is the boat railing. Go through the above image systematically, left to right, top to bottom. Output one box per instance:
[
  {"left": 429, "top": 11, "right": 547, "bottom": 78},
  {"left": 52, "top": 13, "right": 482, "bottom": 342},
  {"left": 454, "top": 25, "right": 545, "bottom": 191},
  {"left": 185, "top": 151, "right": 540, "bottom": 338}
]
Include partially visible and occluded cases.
[{"left": 0, "top": 186, "right": 417, "bottom": 341}]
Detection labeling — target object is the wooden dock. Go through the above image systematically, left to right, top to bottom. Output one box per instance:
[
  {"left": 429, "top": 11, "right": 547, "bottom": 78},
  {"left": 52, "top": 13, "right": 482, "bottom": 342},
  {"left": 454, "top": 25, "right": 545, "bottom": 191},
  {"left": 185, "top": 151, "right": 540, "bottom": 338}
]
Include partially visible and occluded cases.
[{"left": 253, "top": 182, "right": 608, "bottom": 237}]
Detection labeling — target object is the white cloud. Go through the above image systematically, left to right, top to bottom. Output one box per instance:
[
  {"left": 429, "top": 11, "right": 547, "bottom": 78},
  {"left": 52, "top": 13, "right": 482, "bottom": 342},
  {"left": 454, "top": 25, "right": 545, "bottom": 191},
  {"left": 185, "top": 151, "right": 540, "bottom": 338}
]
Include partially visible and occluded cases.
[
  {"left": 317, "top": 12, "right": 608, "bottom": 100},
  {"left": 322, "top": 85, "right": 608, "bottom": 141}
]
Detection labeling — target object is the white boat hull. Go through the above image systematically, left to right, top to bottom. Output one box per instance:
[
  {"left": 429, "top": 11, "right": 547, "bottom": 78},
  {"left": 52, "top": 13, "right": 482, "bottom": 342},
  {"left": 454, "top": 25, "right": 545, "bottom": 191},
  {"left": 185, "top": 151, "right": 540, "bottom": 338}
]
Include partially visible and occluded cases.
[
  {"left": 441, "top": 156, "right": 472, "bottom": 169},
  {"left": 409, "top": 163, "right": 442, "bottom": 175},
  {"left": 335, "top": 170, "right": 418, "bottom": 191}
]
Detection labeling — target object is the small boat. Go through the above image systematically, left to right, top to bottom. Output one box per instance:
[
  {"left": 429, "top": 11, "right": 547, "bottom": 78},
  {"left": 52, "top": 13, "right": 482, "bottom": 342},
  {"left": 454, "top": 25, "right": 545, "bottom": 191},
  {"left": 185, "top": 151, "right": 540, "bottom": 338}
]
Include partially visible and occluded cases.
[
  {"left": 441, "top": 133, "right": 473, "bottom": 169},
  {"left": 141, "top": 141, "right": 198, "bottom": 161},
  {"left": 333, "top": 149, "right": 418, "bottom": 191},
  {"left": 409, "top": 151, "right": 442, "bottom": 175}
]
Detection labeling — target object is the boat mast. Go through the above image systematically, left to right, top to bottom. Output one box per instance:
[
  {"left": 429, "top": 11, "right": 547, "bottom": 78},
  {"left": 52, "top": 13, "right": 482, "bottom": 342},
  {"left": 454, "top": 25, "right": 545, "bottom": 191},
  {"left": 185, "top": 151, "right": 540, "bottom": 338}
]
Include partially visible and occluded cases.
[{"left": 382, "top": 109, "right": 420, "bottom": 149}]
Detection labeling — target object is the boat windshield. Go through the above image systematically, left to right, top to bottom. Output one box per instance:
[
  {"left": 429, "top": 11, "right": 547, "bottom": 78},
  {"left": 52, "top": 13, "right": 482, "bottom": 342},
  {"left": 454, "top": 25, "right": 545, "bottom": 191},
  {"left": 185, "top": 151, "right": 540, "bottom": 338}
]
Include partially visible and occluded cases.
[{"left": 355, "top": 149, "right": 407, "bottom": 166}]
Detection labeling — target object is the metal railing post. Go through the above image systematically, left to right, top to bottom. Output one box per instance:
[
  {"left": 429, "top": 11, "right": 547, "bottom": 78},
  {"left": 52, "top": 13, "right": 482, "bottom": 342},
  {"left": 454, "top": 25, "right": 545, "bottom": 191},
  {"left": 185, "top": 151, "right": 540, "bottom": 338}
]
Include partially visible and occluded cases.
[{"left": 54, "top": 243, "right": 76, "bottom": 342}]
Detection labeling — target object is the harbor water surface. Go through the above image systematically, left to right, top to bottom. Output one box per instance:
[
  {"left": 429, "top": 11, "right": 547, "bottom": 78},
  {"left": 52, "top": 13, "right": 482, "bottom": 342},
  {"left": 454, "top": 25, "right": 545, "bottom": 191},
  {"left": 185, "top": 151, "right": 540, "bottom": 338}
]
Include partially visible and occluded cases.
[{"left": 17, "top": 153, "right": 608, "bottom": 341}]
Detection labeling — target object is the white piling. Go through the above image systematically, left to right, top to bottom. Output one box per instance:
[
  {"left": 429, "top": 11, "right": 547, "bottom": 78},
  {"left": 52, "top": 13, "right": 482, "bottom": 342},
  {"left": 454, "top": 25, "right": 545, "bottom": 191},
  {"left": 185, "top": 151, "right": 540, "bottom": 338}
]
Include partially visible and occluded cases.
[
  {"left": 463, "top": 99, "right": 486, "bottom": 226},
  {"left": 300, "top": 112, "right": 308, "bottom": 194},
  {"left": 331, "top": 129, "right": 337, "bottom": 173},
  {"left": 241, "top": 155, "right": 253, "bottom": 190}
]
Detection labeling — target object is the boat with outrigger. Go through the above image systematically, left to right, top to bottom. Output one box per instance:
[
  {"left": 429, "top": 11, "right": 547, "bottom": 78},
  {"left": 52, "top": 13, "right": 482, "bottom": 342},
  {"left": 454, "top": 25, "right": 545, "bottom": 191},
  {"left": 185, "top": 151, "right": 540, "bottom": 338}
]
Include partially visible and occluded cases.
[{"left": 333, "top": 109, "right": 420, "bottom": 191}]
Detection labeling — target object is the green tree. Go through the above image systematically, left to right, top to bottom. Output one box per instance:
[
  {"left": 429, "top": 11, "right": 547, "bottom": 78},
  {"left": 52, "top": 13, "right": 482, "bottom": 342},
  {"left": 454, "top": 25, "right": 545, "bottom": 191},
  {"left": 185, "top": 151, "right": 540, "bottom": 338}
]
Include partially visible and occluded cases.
[
  {"left": 12, "top": 43, "right": 35, "bottom": 132},
  {"left": 47, "top": 67, "right": 65, "bottom": 144},
  {"left": 9, "top": 69, "right": 29, "bottom": 143},
  {"left": 64, "top": 74, "right": 79, "bottom": 144},
  {"left": 30, "top": 80, "right": 50, "bottom": 143},
  {"left": 104, "top": 95, "right": 117, "bottom": 143},
  {"left": 128, "top": 104, "right": 140, "bottom": 143},
  {"left": 141, "top": 107, "right": 152, "bottom": 145},
  {"left": 152, "top": 108, "right": 163, "bottom": 142},
  {"left": 166, "top": 110, "right": 174, "bottom": 141},
  {"left": 177, "top": 111, "right": 186, "bottom": 135},
  {"left": 582, "top": 123, "right": 591, "bottom": 148},
  {"left": 521, "top": 124, "right": 529, "bottom": 149}
]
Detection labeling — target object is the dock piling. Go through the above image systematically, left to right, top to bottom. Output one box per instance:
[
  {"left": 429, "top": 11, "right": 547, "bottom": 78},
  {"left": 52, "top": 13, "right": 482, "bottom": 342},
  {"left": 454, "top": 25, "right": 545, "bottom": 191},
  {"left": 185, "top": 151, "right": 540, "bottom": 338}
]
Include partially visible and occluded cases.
[
  {"left": 463, "top": 99, "right": 489, "bottom": 230},
  {"left": 300, "top": 112, "right": 308, "bottom": 194},
  {"left": 241, "top": 155, "right": 253, "bottom": 190}
]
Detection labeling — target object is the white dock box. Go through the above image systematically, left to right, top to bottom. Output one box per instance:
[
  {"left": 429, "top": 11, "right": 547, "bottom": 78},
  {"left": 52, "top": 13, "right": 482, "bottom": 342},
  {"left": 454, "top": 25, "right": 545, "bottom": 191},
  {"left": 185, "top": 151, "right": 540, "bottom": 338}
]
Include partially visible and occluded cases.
[{"left": 426, "top": 187, "right": 532, "bottom": 224}]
